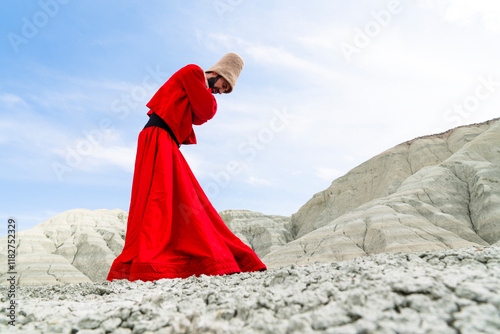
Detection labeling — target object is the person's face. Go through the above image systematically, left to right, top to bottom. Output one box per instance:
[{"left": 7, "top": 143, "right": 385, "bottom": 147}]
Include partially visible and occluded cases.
[{"left": 208, "top": 73, "right": 230, "bottom": 94}]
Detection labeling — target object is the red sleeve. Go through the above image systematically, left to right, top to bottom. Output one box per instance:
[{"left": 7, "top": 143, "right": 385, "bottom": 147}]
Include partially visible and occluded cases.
[{"left": 181, "top": 65, "right": 217, "bottom": 125}]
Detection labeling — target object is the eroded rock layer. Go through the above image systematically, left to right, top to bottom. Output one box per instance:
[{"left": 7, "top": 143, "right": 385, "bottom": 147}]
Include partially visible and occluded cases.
[
  {"left": 263, "top": 119, "right": 500, "bottom": 267},
  {"left": 0, "top": 209, "right": 127, "bottom": 285}
]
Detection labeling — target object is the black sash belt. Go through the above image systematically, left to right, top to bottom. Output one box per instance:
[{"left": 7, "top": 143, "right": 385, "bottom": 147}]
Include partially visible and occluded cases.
[{"left": 144, "top": 112, "right": 181, "bottom": 147}]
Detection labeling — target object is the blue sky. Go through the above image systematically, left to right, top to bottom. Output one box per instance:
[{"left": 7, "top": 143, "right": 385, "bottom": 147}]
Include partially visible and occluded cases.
[{"left": 1, "top": 0, "right": 500, "bottom": 234}]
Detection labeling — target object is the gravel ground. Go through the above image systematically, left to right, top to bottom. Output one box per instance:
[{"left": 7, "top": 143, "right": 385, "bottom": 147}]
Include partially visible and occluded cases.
[{"left": 1, "top": 246, "right": 500, "bottom": 334}]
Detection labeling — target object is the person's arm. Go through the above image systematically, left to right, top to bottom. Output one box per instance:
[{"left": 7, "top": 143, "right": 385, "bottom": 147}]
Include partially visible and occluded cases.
[{"left": 181, "top": 65, "right": 217, "bottom": 125}]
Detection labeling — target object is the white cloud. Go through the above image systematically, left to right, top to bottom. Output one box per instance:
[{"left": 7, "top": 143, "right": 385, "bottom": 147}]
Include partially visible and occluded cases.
[
  {"left": 420, "top": 0, "right": 500, "bottom": 32},
  {"left": 444, "top": 0, "right": 500, "bottom": 31},
  {"left": 297, "top": 26, "right": 353, "bottom": 51},
  {"left": 202, "top": 33, "right": 342, "bottom": 82},
  {"left": 356, "top": 36, "right": 467, "bottom": 82},
  {"left": 245, "top": 44, "right": 325, "bottom": 75},
  {"left": 0, "top": 93, "right": 29, "bottom": 108},
  {"left": 51, "top": 131, "right": 137, "bottom": 174},
  {"left": 90, "top": 144, "right": 137, "bottom": 173},
  {"left": 181, "top": 148, "right": 211, "bottom": 176},
  {"left": 343, "top": 155, "right": 355, "bottom": 162},
  {"left": 315, "top": 167, "right": 344, "bottom": 181},
  {"left": 247, "top": 176, "right": 272, "bottom": 186}
]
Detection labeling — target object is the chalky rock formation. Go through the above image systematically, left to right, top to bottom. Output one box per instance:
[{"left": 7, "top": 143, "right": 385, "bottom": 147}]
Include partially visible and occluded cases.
[
  {"left": 263, "top": 118, "right": 500, "bottom": 268},
  {"left": 0, "top": 209, "right": 128, "bottom": 286},
  {"left": 219, "top": 210, "right": 292, "bottom": 258}
]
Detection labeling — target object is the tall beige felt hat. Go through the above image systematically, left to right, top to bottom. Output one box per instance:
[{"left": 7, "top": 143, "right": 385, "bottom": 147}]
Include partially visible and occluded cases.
[{"left": 206, "top": 53, "right": 244, "bottom": 93}]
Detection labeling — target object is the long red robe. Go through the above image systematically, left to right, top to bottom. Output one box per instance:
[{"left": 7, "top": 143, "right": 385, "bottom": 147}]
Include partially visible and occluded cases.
[{"left": 107, "top": 65, "right": 266, "bottom": 281}]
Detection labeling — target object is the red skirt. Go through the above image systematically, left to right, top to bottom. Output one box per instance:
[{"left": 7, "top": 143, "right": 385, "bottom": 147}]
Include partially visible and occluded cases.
[{"left": 107, "top": 127, "right": 266, "bottom": 281}]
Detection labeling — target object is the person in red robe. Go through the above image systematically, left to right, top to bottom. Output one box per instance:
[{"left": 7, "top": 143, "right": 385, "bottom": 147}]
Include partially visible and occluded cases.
[{"left": 107, "top": 53, "right": 267, "bottom": 281}]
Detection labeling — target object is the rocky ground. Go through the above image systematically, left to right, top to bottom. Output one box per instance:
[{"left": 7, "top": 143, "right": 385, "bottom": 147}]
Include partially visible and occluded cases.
[{"left": 1, "top": 246, "right": 499, "bottom": 334}]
